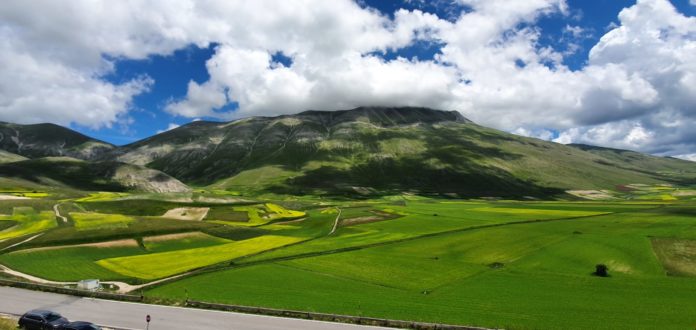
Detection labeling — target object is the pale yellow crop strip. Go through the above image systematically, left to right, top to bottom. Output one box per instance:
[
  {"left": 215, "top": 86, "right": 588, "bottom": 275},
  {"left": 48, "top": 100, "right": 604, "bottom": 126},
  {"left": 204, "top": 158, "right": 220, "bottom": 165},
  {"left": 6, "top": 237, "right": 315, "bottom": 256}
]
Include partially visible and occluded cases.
[
  {"left": 468, "top": 207, "right": 607, "bottom": 217},
  {"left": 0, "top": 211, "right": 56, "bottom": 241},
  {"left": 96, "top": 235, "right": 305, "bottom": 279}
]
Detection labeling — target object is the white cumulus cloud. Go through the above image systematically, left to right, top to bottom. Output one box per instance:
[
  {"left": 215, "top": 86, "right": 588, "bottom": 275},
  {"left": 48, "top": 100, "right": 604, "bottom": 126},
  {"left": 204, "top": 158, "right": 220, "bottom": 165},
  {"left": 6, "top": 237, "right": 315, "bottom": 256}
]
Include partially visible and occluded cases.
[
  {"left": 0, "top": 0, "right": 694, "bottom": 157},
  {"left": 156, "top": 123, "right": 181, "bottom": 134}
]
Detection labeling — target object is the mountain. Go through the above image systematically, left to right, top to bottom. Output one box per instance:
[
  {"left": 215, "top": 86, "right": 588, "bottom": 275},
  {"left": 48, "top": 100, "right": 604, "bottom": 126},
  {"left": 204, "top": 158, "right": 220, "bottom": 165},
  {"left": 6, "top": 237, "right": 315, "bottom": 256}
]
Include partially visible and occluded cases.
[
  {"left": 103, "top": 106, "right": 695, "bottom": 197},
  {"left": 1, "top": 107, "right": 693, "bottom": 197},
  {"left": 0, "top": 121, "right": 114, "bottom": 160},
  {"left": 0, "top": 157, "right": 190, "bottom": 193}
]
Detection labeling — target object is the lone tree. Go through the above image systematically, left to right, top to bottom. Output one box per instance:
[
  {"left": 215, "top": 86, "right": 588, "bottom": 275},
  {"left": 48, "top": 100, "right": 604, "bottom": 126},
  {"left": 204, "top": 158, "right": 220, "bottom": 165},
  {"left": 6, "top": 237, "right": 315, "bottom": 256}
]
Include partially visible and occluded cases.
[{"left": 594, "top": 264, "right": 609, "bottom": 277}]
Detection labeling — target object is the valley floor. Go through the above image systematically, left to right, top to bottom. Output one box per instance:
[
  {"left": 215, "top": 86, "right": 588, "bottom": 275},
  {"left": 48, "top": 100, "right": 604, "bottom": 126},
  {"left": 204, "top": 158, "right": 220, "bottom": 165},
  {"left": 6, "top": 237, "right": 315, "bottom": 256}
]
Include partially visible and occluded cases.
[{"left": 1, "top": 187, "right": 696, "bottom": 329}]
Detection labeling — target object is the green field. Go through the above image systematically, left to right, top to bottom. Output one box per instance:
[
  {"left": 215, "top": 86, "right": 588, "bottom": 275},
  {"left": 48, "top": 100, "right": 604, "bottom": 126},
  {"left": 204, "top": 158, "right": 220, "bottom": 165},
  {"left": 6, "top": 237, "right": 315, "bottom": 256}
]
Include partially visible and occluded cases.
[
  {"left": 1, "top": 188, "right": 696, "bottom": 329},
  {"left": 208, "top": 203, "right": 307, "bottom": 227},
  {"left": 148, "top": 204, "right": 696, "bottom": 329},
  {"left": 0, "top": 207, "right": 56, "bottom": 241},
  {"left": 71, "top": 212, "right": 135, "bottom": 231},
  {"left": 0, "top": 232, "right": 238, "bottom": 282},
  {"left": 143, "top": 232, "right": 232, "bottom": 252},
  {"left": 97, "top": 235, "right": 306, "bottom": 279},
  {"left": 0, "top": 243, "right": 143, "bottom": 281}
]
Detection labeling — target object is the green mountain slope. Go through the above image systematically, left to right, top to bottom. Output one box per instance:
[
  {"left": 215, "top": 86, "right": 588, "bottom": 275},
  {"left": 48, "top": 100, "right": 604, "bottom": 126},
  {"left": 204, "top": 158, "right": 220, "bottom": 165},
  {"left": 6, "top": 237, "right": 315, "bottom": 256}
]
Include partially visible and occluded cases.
[
  {"left": 2, "top": 107, "right": 692, "bottom": 197},
  {"left": 107, "top": 107, "right": 695, "bottom": 197},
  {"left": 0, "top": 122, "right": 114, "bottom": 160},
  {"left": 568, "top": 144, "right": 695, "bottom": 174},
  {"left": 0, "top": 150, "right": 27, "bottom": 164},
  {"left": 0, "top": 157, "right": 190, "bottom": 193}
]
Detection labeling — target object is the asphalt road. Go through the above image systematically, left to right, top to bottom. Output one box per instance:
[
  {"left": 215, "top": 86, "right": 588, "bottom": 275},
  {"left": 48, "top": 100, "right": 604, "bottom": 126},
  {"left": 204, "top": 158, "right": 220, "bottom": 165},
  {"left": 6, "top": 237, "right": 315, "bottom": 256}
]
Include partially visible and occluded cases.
[{"left": 0, "top": 286, "right": 393, "bottom": 330}]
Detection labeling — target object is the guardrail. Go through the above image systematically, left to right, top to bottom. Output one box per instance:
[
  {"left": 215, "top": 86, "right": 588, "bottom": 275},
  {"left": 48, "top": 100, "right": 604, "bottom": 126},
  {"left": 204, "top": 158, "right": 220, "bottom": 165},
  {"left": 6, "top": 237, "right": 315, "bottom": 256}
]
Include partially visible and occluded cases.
[
  {"left": 0, "top": 279, "right": 492, "bottom": 330},
  {"left": 185, "top": 300, "right": 492, "bottom": 330}
]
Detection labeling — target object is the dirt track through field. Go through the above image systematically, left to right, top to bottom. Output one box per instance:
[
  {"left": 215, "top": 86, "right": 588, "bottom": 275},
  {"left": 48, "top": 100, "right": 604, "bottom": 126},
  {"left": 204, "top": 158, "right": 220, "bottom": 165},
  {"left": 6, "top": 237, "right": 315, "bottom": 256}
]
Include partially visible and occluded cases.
[
  {"left": 53, "top": 204, "right": 67, "bottom": 223},
  {"left": 328, "top": 207, "right": 341, "bottom": 235},
  {"left": 143, "top": 232, "right": 207, "bottom": 242},
  {"left": 0, "top": 234, "right": 43, "bottom": 251},
  {"left": 12, "top": 239, "right": 139, "bottom": 253}
]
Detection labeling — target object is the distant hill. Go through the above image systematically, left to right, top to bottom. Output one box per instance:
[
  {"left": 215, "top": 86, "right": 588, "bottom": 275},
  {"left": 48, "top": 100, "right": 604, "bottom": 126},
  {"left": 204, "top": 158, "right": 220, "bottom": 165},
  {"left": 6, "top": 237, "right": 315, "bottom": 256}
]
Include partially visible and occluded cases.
[
  {"left": 0, "top": 122, "right": 114, "bottom": 160},
  {"left": 568, "top": 144, "right": 695, "bottom": 174},
  {"left": 0, "top": 157, "right": 190, "bottom": 193}
]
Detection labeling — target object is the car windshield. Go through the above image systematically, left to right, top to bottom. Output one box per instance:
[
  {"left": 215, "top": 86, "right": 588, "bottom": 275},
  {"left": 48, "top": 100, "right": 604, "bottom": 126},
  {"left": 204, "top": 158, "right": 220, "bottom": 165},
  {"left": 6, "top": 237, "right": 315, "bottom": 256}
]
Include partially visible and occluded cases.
[{"left": 45, "top": 313, "right": 62, "bottom": 322}]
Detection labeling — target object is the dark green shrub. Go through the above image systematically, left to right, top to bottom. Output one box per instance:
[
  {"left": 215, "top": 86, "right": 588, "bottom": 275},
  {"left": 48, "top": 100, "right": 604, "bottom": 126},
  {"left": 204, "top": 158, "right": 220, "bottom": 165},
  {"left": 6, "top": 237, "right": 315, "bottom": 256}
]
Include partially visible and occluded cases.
[{"left": 594, "top": 264, "right": 609, "bottom": 277}]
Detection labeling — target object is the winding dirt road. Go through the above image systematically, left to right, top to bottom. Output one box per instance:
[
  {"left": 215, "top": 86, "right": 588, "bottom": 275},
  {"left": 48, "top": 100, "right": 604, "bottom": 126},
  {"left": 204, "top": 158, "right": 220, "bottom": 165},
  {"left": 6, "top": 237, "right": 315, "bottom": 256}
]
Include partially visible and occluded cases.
[
  {"left": 53, "top": 203, "right": 68, "bottom": 223},
  {"left": 328, "top": 207, "right": 342, "bottom": 235}
]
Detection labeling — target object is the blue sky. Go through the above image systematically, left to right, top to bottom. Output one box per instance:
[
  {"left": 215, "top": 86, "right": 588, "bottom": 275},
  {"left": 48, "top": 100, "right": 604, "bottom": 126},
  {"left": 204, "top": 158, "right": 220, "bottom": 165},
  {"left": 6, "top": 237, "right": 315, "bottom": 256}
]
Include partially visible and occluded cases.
[{"left": 1, "top": 0, "right": 695, "bottom": 159}]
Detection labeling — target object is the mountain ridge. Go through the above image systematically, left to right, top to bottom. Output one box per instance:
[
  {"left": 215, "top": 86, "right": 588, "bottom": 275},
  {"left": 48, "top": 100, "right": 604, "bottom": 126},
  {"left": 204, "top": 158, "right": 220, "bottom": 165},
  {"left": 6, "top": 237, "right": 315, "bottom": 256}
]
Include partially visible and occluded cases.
[
  {"left": 0, "top": 107, "right": 694, "bottom": 197},
  {"left": 0, "top": 121, "right": 114, "bottom": 160}
]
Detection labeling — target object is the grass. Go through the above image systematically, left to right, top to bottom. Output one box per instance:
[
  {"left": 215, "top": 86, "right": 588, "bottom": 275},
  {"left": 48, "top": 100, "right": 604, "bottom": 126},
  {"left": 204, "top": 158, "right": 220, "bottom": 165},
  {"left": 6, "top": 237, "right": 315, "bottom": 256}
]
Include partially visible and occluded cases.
[
  {"left": 210, "top": 165, "right": 299, "bottom": 191},
  {"left": 10, "top": 192, "right": 49, "bottom": 198},
  {"left": 75, "top": 192, "right": 130, "bottom": 202},
  {"left": 1, "top": 193, "right": 694, "bottom": 329},
  {"left": 0, "top": 199, "right": 55, "bottom": 214},
  {"left": 78, "top": 199, "right": 184, "bottom": 216},
  {"left": 147, "top": 201, "right": 696, "bottom": 330},
  {"left": 243, "top": 201, "right": 607, "bottom": 263},
  {"left": 210, "top": 203, "right": 306, "bottom": 227},
  {"left": 265, "top": 203, "right": 306, "bottom": 218},
  {"left": 220, "top": 205, "right": 267, "bottom": 226},
  {"left": 467, "top": 206, "right": 607, "bottom": 218},
  {"left": 0, "top": 207, "right": 57, "bottom": 241},
  {"left": 205, "top": 207, "right": 249, "bottom": 222},
  {"left": 71, "top": 212, "right": 135, "bottom": 231},
  {"left": 25, "top": 218, "right": 214, "bottom": 248},
  {"left": 0, "top": 220, "right": 17, "bottom": 231},
  {"left": 143, "top": 232, "right": 232, "bottom": 252},
  {"left": 0, "top": 233, "right": 234, "bottom": 283},
  {"left": 97, "top": 235, "right": 306, "bottom": 279},
  {"left": 651, "top": 238, "right": 696, "bottom": 276},
  {"left": 0, "top": 243, "right": 143, "bottom": 281},
  {"left": 281, "top": 248, "right": 487, "bottom": 291},
  {"left": 147, "top": 262, "right": 696, "bottom": 330},
  {"left": 0, "top": 316, "right": 17, "bottom": 330}
]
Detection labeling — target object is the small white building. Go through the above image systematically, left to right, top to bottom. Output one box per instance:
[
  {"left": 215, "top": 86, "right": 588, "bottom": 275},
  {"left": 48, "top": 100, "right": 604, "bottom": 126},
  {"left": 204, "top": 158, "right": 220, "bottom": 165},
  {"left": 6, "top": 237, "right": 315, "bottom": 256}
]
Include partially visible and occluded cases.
[{"left": 77, "top": 279, "right": 100, "bottom": 291}]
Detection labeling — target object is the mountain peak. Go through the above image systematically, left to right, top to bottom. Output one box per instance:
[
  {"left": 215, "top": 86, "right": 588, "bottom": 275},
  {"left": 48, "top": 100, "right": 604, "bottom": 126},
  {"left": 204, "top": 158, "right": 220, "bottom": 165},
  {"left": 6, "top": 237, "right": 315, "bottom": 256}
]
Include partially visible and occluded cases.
[{"left": 295, "top": 106, "right": 469, "bottom": 127}]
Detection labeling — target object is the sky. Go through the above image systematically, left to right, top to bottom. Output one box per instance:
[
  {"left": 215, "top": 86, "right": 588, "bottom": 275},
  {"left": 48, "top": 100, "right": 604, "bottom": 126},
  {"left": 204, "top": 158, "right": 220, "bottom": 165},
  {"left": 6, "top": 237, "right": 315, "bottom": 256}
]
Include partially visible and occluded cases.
[{"left": 0, "top": 0, "right": 695, "bottom": 160}]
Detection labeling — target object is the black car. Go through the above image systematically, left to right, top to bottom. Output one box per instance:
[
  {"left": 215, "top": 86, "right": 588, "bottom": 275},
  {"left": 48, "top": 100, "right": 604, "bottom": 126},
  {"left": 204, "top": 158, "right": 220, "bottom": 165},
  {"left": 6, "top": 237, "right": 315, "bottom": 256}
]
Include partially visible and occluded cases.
[
  {"left": 18, "top": 310, "right": 69, "bottom": 330},
  {"left": 58, "top": 321, "right": 102, "bottom": 330}
]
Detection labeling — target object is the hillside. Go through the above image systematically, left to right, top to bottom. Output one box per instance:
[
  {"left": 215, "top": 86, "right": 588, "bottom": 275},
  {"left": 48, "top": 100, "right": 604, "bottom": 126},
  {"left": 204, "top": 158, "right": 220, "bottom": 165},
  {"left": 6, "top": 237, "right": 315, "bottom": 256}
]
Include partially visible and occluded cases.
[
  {"left": 104, "top": 106, "right": 695, "bottom": 197},
  {"left": 1, "top": 108, "right": 693, "bottom": 197},
  {"left": 0, "top": 122, "right": 114, "bottom": 160},
  {"left": 568, "top": 144, "right": 696, "bottom": 175},
  {"left": 0, "top": 150, "right": 27, "bottom": 164},
  {"left": 0, "top": 157, "right": 190, "bottom": 193}
]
